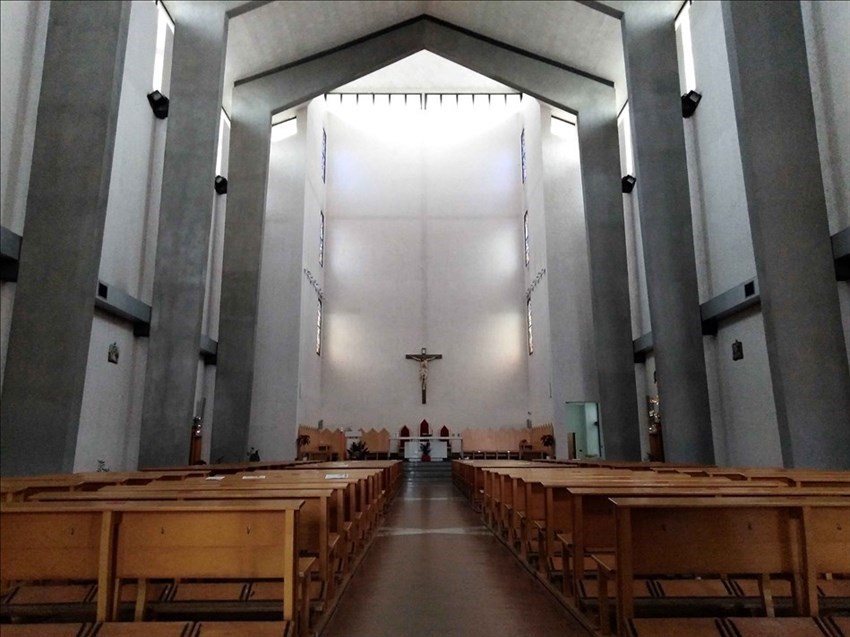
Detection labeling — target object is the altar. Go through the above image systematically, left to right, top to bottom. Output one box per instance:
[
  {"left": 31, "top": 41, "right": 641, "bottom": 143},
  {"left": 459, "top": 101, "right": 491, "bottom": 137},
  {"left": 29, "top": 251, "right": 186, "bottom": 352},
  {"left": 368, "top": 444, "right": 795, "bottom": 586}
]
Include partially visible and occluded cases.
[{"left": 393, "top": 436, "right": 459, "bottom": 461}]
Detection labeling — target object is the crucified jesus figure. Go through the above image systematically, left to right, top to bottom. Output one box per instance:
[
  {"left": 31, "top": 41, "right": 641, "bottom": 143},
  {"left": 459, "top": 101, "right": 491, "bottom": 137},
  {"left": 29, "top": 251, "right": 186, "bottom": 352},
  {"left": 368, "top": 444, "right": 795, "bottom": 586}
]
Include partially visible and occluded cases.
[{"left": 405, "top": 347, "right": 443, "bottom": 404}]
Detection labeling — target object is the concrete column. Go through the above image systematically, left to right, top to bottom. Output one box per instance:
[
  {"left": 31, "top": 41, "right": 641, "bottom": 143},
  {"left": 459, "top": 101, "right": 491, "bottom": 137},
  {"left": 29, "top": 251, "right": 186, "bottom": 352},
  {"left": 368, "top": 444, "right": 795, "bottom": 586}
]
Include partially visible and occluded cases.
[
  {"left": 0, "top": 1, "right": 130, "bottom": 476},
  {"left": 722, "top": 1, "right": 850, "bottom": 469},
  {"left": 621, "top": 2, "right": 714, "bottom": 464},
  {"left": 138, "top": 3, "right": 228, "bottom": 468},
  {"left": 210, "top": 85, "right": 270, "bottom": 463},
  {"left": 576, "top": 108, "right": 643, "bottom": 460}
]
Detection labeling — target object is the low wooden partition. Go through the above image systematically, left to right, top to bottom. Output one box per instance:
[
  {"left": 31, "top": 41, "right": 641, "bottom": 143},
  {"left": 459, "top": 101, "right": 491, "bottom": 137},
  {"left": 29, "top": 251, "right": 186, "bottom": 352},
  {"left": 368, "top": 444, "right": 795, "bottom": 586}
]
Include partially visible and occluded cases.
[{"left": 459, "top": 424, "right": 555, "bottom": 459}]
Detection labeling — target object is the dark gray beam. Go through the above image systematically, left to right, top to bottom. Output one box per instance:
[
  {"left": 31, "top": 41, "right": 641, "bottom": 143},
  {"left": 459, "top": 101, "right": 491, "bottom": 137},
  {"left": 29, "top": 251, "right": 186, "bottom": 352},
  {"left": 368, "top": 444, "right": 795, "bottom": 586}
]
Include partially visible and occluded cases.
[
  {"left": 0, "top": 226, "right": 22, "bottom": 282},
  {"left": 833, "top": 226, "right": 850, "bottom": 281},
  {"left": 700, "top": 278, "right": 760, "bottom": 336},
  {"left": 94, "top": 280, "right": 152, "bottom": 336},
  {"left": 632, "top": 332, "right": 654, "bottom": 364},
  {"left": 200, "top": 334, "right": 218, "bottom": 365}
]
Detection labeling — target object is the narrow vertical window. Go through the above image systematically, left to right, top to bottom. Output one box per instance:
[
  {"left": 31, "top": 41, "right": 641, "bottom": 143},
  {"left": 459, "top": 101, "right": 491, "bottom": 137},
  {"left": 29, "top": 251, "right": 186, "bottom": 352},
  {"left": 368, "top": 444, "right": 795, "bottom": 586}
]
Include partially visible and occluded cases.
[
  {"left": 152, "top": 1, "right": 174, "bottom": 92},
  {"left": 675, "top": 1, "right": 697, "bottom": 93},
  {"left": 321, "top": 128, "right": 327, "bottom": 183},
  {"left": 520, "top": 129, "right": 527, "bottom": 183},
  {"left": 523, "top": 210, "right": 530, "bottom": 267},
  {"left": 319, "top": 211, "right": 325, "bottom": 267},
  {"left": 527, "top": 297, "right": 534, "bottom": 356},
  {"left": 316, "top": 299, "right": 323, "bottom": 356}
]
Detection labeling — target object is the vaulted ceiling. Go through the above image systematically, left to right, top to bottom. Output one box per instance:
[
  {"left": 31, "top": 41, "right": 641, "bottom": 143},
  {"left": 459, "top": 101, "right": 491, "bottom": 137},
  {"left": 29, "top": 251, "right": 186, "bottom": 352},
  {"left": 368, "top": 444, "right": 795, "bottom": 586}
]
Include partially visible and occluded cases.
[{"left": 222, "top": 1, "right": 628, "bottom": 113}]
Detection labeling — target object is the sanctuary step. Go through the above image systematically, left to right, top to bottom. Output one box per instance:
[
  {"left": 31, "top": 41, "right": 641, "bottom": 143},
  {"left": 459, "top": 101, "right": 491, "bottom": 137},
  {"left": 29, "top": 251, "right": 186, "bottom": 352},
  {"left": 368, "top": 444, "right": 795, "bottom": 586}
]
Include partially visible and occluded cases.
[{"left": 402, "top": 460, "right": 453, "bottom": 481}]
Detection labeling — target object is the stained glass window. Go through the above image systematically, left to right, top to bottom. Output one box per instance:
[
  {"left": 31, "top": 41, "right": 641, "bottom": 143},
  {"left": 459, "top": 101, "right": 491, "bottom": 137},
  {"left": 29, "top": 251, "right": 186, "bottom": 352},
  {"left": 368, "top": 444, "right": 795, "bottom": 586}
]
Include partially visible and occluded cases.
[
  {"left": 321, "top": 128, "right": 327, "bottom": 183},
  {"left": 521, "top": 129, "right": 527, "bottom": 183},
  {"left": 319, "top": 210, "right": 325, "bottom": 267},
  {"left": 524, "top": 210, "right": 530, "bottom": 267},
  {"left": 316, "top": 299, "right": 323, "bottom": 356}
]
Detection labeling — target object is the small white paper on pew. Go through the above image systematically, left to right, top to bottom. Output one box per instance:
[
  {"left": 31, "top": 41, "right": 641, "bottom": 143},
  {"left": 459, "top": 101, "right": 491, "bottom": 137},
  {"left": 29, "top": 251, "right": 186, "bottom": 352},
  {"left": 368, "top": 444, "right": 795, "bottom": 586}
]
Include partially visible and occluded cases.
[
  {"left": 325, "top": 473, "right": 350, "bottom": 479},
  {"left": 205, "top": 475, "right": 225, "bottom": 481},
  {"left": 242, "top": 475, "right": 267, "bottom": 480}
]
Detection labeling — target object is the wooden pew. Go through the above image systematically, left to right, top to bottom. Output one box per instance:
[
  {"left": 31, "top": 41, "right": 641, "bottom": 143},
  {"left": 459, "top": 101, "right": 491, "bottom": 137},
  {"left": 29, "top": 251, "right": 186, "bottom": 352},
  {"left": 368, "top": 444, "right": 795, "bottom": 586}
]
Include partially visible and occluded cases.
[
  {"left": 551, "top": 485, "right": 848, "bottom": 603},
  {"left": 31, "top": 487, "right": 340, "bottom": 614},
  {"left": 592, "top": 496, "right": 850, "bottom": 635},
  {"left": 1, "top": 499, "right": 304, "bottom": 635}
]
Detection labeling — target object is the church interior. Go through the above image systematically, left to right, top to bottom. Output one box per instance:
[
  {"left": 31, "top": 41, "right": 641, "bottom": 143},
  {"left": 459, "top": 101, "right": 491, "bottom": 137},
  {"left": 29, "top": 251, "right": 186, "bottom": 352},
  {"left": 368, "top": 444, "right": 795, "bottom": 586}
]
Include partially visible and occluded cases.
[{"left": 1, "top": 1, "right": 848, "bottom": 636}]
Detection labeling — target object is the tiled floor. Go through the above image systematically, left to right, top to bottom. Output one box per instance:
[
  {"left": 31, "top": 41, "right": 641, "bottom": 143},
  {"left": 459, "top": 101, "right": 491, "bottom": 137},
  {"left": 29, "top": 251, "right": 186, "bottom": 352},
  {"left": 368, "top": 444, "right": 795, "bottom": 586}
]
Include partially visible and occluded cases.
[{"left": 321, "top": 474, "right": 591, "bottom": 637}]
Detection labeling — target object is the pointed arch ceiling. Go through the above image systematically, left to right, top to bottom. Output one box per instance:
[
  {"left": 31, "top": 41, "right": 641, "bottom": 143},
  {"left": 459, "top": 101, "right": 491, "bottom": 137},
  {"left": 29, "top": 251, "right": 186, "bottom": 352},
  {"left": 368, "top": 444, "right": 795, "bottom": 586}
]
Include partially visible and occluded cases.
[{"left": 223, "top": 1, "right": 627, "bottom": 112}]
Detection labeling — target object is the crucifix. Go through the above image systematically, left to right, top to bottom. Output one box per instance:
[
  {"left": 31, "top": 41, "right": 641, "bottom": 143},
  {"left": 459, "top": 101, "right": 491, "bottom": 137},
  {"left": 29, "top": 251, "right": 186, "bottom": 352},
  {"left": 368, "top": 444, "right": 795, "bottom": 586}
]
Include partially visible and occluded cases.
[{"left": 405, "top": 347, "right": 443, "bottom": 404}]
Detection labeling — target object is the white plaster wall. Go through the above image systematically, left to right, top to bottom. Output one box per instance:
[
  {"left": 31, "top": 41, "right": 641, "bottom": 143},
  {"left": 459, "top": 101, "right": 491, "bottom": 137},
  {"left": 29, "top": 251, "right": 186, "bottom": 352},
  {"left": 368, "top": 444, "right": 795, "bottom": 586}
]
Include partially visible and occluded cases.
[
  {"left": 0, "top": 0, "right": 49, "bottom": 390},
  {"left": 0, "top": 0, "right": 48, "bottom": 234},
  {"left": 99, "top": 0, "right": 160, "bottom": 299},
  {"left": 685, "top": 0, "right": 755, "bottom": 301},
  {"left": 802, "top": 0, "right": 850, "bottom": 234},
  {"left": 76, "top": 2, "right": 171, "bottom": 471},
  {"left": 321, "top": 99, "right": 527, "bottom": 430},
  {"left": 523, "top": 99, "right": 555, "bottom": 428},
  {"left": 248, "top": 105, "right": 308, "bottom": 461},
  {"left": 298, "top": 105, "right": 325, "bottom": 433},
  {"left": 541, "top": 106, "right": 599, "bottom": 458},
  {"left": 618, "top": 108, "right": 650, "bottom": 337},
  {"left": 709, "top": 308, "right": 783, "bottom": 468},
  {"left": 75, "top": 312, "right": 148, "bottom": 472}
]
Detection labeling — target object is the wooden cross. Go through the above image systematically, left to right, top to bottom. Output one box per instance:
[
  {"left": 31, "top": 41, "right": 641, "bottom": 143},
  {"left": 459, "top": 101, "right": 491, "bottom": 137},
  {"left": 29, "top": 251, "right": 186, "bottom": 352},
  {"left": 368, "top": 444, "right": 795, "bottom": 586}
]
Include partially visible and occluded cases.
[{"left": 405, "top": 347, "right": 443, "bottom": 404}]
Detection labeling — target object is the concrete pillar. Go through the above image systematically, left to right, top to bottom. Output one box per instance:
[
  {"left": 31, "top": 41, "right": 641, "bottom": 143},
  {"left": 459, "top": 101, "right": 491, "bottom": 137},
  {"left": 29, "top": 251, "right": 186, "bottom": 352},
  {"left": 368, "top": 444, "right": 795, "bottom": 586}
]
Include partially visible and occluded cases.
[
  {"left": 0, "top": 1, "right": 130, "bottom": 476},
  {"left": 722, "top": 1, "right": 850, "bottom": 469},
  {"left": 621, "top": 2, "right": 715, "bottom": 464},
  {"left": 138, "top": 3, "right": 228, "bottom": 468},
  {"left": 210, "top": 86, "right": 270, "bottom": 463},
  {"left": 575, "top": 108, "right": 643, "bottom": 460}
]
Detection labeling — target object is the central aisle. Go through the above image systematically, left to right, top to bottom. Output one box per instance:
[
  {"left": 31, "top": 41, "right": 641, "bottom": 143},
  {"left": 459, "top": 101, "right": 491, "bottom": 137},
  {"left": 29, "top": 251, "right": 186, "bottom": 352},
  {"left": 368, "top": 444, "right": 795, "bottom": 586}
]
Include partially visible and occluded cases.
[{"left": 322, "top": 468, "right": 591, "bottom": 637}]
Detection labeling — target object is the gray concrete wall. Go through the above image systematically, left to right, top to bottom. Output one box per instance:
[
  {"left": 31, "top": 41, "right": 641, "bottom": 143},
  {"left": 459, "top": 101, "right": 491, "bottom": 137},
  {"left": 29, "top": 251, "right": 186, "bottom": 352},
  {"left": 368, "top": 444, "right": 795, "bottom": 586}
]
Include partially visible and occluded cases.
[{"left": 0, "top": 1, "right": 131, "bottom": 476}]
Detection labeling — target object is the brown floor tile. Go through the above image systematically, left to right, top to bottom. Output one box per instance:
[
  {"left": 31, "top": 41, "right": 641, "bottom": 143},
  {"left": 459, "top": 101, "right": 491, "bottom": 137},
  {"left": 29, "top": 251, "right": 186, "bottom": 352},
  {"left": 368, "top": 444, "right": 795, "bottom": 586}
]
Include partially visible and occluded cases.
[{"left": 322, "top": 476, "right": 590, "bottom": 637}]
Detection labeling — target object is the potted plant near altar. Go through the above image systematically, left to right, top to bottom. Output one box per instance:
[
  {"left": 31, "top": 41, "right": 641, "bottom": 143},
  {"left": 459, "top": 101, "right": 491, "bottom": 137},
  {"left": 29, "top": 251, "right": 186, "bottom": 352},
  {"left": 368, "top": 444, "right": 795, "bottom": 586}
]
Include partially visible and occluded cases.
[
  {"left": 296, "top": 434, "right": 311, "bottom": 460},
  {"left": 540, "top": 434, "right": 555, "bottom": 459},
  {"left": 348, "top": 440, "right": 369, "bottom": 460},
  {"left": 419, "top": 440, "right": 432, "bottom": 462}
]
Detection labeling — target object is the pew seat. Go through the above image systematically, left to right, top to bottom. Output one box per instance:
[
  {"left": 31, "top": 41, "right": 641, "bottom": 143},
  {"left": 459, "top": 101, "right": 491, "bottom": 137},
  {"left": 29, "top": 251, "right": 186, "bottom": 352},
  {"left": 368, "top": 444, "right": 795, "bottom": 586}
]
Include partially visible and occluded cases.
[
  {"left": 827, "top": 616, "right": 850, "bottom": 636},
  {"left": 725, "top": 617, "right": 832, "bottom": 637},
  {"left": 625, "top": 618, "right": 726, "bottom": 637},
  {"left": 0, "top": 621, "right": 297, "bottom": 637},
  {"left": 0, "top": 624, "right": 95, "bottom": 637}
]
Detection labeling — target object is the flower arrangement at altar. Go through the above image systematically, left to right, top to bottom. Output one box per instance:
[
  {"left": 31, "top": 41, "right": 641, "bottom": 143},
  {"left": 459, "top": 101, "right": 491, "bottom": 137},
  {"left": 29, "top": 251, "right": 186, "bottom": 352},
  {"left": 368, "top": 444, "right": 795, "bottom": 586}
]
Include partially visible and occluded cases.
[{"left": 540, "top": 434, "right": 555, "bottom": 457}]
